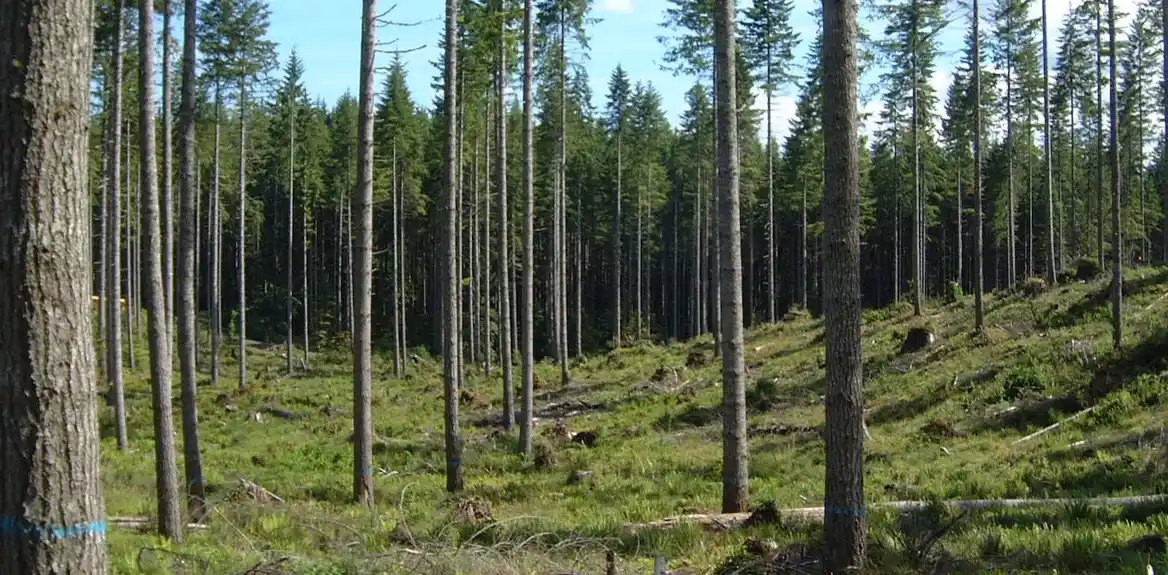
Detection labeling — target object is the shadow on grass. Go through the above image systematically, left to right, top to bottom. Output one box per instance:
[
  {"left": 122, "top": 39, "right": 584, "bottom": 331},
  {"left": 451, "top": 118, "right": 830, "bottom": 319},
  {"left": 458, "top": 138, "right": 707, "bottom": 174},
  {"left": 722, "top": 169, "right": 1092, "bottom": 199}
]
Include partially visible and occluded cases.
[
  {"left": 1049, "top": 268, "right": 1168, "bottom": 330},
  {"left": 1086, "top": 326, "right": 1168, "bottom": 401},
  {"left": 970, "top": 395, "right": 1083, "bottom": 435}
]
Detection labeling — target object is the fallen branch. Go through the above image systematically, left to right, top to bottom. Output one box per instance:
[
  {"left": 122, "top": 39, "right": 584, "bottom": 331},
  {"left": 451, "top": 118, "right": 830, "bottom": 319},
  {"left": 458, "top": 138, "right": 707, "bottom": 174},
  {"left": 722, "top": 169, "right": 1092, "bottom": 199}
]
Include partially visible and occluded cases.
[
  {"left": 1012, "top": 405, "right": 1098, "bottom": 446},
  {"left": 240, "top": 478, "right": 285, "bottom": 504},
  {"left": 624, "top": 494, "right": 1168, "bottom": 531},
  {"left": 110, "top": 516, "right": 209, "bottom": 531}
]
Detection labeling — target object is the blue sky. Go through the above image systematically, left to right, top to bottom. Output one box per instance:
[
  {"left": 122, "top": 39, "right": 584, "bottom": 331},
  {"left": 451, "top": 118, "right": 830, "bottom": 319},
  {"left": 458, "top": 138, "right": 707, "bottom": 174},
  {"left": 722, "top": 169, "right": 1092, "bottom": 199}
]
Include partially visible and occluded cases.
[{"left": 266, "top": 0, "right": 1118, "bottom": 143}]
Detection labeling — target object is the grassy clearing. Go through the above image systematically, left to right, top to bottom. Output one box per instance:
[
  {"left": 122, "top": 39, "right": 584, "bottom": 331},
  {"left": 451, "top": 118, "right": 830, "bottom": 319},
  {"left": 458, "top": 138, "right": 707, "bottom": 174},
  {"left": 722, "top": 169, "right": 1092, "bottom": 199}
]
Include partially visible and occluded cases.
[{"left": 103, "top": 266, "right": 1168, "bottom": 573}]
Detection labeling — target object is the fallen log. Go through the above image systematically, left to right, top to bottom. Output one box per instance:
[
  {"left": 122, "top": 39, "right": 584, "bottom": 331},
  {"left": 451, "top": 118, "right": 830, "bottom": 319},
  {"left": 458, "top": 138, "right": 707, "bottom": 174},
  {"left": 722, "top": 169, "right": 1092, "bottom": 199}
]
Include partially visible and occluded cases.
[
  {"left": 1012, "top": 405, "right": 1098, "bottom": 446},
  {"left": 625, "top": 494, "right": 1168, "bottom": 532},
  {"left": 109, "top": 516, "right": 208, "bottom": 531}
]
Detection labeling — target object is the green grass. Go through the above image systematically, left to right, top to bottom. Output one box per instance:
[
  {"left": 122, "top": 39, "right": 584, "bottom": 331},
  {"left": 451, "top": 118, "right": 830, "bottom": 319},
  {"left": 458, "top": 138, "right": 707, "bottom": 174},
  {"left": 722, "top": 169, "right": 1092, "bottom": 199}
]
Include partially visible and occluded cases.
[{"left": 102, "top": 266, "right": 1168, "bottom": 573}]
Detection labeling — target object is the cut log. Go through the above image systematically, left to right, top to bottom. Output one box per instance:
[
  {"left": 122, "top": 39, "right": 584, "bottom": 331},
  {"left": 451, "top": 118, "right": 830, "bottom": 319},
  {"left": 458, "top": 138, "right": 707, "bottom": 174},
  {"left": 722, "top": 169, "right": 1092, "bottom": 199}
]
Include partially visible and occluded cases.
[
  {"left": 1011, "top": 405, "right": 1098, "bottom": 446},
  {"left": 624, "top": 494, "right": 1168, "bottom": 531},
  {"left": 110, "top": 516, "right": 208, "bottom": 530}
]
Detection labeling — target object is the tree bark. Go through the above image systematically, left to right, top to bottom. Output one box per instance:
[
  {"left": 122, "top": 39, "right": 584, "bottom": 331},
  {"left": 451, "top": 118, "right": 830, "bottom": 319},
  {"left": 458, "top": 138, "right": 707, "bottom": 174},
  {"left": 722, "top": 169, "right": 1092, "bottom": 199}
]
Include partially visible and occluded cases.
[
  {"left": 0, "top": 0, "right": 109, "bottom": 567},
  {"left": 107, "top": 0, "right": 129, "bottom": 452},
  {"left": 139, "top": 0, "right": 183, "bottom": 540},
  {"left": 162, "top": 0, "right": 175, "bottom": 333},
  {"left": 178, "top": 0, "right": 207, "bottom": 522},
  {"left": 353, "top": 0, "right": 377, "bottom": 507},
  {"left": 443, "top": 0, "right": 465, "bottom": 492},
  {"left": 520, "top": 0, "right": 536, "bottom": 457},
  {"left": 714, "top": 0, "right": 747, "bottom": 515},
  {"left": 821, "top": 0, "right": 867, "bottom": 567},
  {"left": 973, "top": 0, "right": 985, "bottom": 331},
  {"left": 1108, "top": 0, "right": 1122, "bottom": 349},
  {"left": 498, "top": 5, "right": 514, "bottom": 430},
  {"left": 237, "top": 79, "right": 249, "bottom": 392},
  {"left": 210, "top": 84, "right": 222, "bottom": 386},
  {"left": 287, "top": 104, "right": 296, "bottom": 374},
  {"left": 614, "top": 132, "right": 623, "bottom": 347}
]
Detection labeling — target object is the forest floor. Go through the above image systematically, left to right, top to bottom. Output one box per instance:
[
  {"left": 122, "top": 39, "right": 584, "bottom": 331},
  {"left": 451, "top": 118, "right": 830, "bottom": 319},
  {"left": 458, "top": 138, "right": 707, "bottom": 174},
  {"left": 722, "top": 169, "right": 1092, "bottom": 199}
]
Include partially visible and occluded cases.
[{"left": 103, "top": 266, "right": 1168, "bottom": 574}]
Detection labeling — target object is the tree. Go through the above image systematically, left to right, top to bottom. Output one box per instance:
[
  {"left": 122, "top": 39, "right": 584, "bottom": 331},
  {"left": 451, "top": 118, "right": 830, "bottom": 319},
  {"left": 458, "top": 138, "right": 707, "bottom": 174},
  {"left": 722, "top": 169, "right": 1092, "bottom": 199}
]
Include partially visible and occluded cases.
[
  {"left": 0, "top": 0, "right": 109, "bottom": 568},
  {"left": 107, "top": 0, "right": 130, "bottom": 451},
  {"left": 139, "top": 0, "right": 184, "bottom": 541},
  {"left": 163, "top": 0, "right": 176, "bottom": 330},
  {"left": 179, "top": 0, "right": 207, "bottom": 522},
  {"left": 353, "top": 0, "right": 377, "bottom": 507},
  {"left": 444, "top": 0, "right": 466, "bottom": 493},
  {"left": 497, "top": 0, "right": 516, "bottom": 432},
  {"left": 520, "top": 0, "right": 536, "bottom": 457},
  {"left": 713, "top": 0, "right": 747, "bottom": 514},
  {"left": 741, "top": 0, "right": 798, "bottom": 323},
  {"left": 821, "top": 0, "right": 867, "bottom": 568},
  {"left": 974, "top": 0, "right": 986, "bottom": 330},
  {"left": 1042, "top": 0, "right": 1056, "bottom": 283},
  {"left": 1108, "top": 0, "right": 1122, "bottom": 348},
  {"left": 605, "top": 65, "right": 631, "bottom": 347}
]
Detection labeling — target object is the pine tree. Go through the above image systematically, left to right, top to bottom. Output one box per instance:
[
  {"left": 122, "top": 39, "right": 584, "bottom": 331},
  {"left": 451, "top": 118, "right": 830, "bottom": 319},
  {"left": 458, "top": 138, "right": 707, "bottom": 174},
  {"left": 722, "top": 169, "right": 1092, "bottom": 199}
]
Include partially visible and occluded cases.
[
  {"left": 0, "top": 0, "right": 109, "bottom": 568},
  {"left": 353, "top": 0, "right": 377, "bottom": 507},
  {"left": 444, "top": 0, "right": 466, "bottom": 492},
  {"left": 740, "top": 0, "right": 798, "bottom": 323},
  {"left": 821, "top": 0, "right": 867, "bottom": 566},
  {"left": 605, "top": 65, "right": 632, "bottom": 347}
]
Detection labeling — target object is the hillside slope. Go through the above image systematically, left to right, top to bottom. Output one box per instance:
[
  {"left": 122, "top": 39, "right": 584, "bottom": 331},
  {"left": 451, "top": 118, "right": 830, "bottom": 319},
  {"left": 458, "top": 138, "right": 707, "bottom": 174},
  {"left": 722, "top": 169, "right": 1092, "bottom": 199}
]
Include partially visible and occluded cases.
[{"left": 104, "top": 266, "right": 1168, "bottom": 574}]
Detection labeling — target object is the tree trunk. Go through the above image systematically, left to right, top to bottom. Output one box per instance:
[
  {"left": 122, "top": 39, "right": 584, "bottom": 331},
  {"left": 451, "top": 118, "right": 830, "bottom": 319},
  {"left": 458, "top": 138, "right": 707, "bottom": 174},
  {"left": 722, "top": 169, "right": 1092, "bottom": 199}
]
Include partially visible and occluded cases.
[
  {"left": 0, "top": 0, "right": 110, "bottom": 566},
  {"left": 107, "top": 0, "right": 129, "bottom": 452},
  {"left": 139, "top": 0, "right": 183, "bottom": 540},
  {"left": 178, "top": 0, "right": 206, "bottom": 522},
  {"left": 353, "top": 0, "right": 377, "bottom": 507},
  {"left": 443, "top": 0, "right": 465, "bottom": 493},
  {"left": 520, "top": 0, "right": 536, "bottom": 456},
  {"left": 714, "top": 0, "right": 747, "bottom": 515},
  {"left": 821, "top": 0, "right": 867, "bottom": 567},
  {"left": 974, "top": 0, "right": 985, "bottom": 330},
  {"left": 1108, "top": 0, "right": 1122, "bottom": 349},
  {"left": 1163, "top": 0, "right": 1168, "bottom": 263},
  {"left": 162, "top": 1, "right": 175, "bottom": 333},
  {"left": 1096, "top": 3, "right": 1104, "bottom": 264},
  {"left": 498, "top": 5, "right": 514, "bottom": 430},
  {"left": 558, "top": 8, "right": 570, "bottom": 386},
  {"left": 912, "top": 23, "right": 922, "bottom": 316},
  {"left": 1006, "top": 45, "right": 1016, "bottom": 287},
  {"left": 237, "top": 79, "right": 249, "bottom": 391},
  {"left": 766, "top": 83, "right": 776, "bottom": 323},
  {"left": 211, "top": 84, "right": 222, "bottom": 386},
  {"left": 484, "top": 94, "right": 493, "bottom": 374},
  {"left": 287, "top": 105, "right": 296, "bottom": 374},
  {"left": 126, "top": 117, "right": 137, "bottom": 370},
  {"left": 614, "top": 133, "right": 622, "bottom": 347},
  {"left": 392, "top": 142, "right": 403, "bottom": 377},
  {"left": 302, "top": 177, "right": 310, "bottom": 368},
  {"left": 637, "top": 183, "right": 643, "bottom": 340}
]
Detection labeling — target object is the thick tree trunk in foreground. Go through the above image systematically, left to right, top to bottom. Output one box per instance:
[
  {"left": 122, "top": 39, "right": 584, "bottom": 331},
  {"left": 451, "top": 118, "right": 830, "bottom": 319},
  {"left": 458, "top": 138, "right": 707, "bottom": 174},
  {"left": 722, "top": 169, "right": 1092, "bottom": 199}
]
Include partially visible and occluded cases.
[
  {"left": 0, "top": 0, "right": 109, "bottom": 568},
  {"left": 353, "top": 0, "right": 377, "bottom": 507},
  {"left": 714, "top": 0, "right": 747, "bottom": 514},
  {"left": 821, "top": 0, "right": 867, "bottom": 568}
]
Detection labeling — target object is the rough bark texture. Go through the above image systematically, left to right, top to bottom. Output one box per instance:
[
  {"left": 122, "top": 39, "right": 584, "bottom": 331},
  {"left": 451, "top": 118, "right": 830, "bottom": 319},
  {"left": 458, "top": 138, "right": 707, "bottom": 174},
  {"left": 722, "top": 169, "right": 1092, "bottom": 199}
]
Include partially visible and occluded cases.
[
  {"left": 0, "top": 0, "right": 109, "bottom": 569},
  {"left": 107, "top": 0, "right": 129, "bottom": 452},
  {"left": 139, "top": 0, "right": 184, "bottom": 541},
  {"left": 162, "top": 0, "right": 175, "bottom": 329},
  {"left": 179, "top": 0, "right": 207, "bottom": 522},
  {"left": 353, "top": 0, "right": 377, "bottom": 507},
  {"left": 444, "top": 0, "right": 466, "bottom": 493},
  {"left": 520, "top": 0, "right": 536, "bottom": 457},
  {"left": 713, "top": 0, "right": 748, "bottom": 515},
  {"left": 821, "top": 0, "right": 867, "bottom": 569},
  {"left": 973, "top": 0, "right": 985, "bottom": 331},
  {"left": 1042, "top": 0, "right": 1056, "bottom": 284},
  {"left": 1108, "top": 0, "right": 1122, "bottom": 350},
  {"left": 498, "top": 3, "right": 515, "bottom": 431},
  {"left": 237, "top": 80, "right": 248, "bottom": 392},
  {"left": 210, "top": 87, "right": 222, "bottom": 386},
  {"left": 287, "top": 108, "right": 296, "bottom": 374}
]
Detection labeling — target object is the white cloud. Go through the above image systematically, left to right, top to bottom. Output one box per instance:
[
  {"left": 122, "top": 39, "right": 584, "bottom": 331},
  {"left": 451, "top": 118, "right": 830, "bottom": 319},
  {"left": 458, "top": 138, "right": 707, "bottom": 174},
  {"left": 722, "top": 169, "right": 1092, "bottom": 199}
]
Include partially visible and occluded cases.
[
  {"left": 600, "top": 0, "right": 634, "bottom": 13},
  {"left": 754, "top": 90, "right": 799, "bottom": 145}
]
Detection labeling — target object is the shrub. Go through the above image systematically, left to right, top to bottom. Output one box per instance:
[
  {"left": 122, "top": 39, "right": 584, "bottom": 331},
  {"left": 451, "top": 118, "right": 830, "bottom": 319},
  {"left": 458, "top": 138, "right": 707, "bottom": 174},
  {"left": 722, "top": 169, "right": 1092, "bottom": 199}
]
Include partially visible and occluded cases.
[
  {"left": 1075, "top": 258, "right": 1101, "bottom": 281},
  {"left": 1021, "top": 277, "right": 1048, "bottom": 297},
  {"left": 943, "top": 280, "right": 964, "bottom": 304},
  {"left": 1002, "top": 364, "right": 1046, "bottom": 401}
]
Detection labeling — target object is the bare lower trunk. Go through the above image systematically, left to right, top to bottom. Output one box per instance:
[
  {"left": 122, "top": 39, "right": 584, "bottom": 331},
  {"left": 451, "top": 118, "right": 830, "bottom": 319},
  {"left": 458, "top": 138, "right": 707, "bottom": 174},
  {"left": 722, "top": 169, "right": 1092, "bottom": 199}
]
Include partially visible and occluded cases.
[
  {"left": 0, "top": 0, "right": 109, "bottom": 567},
  {"left": 107, "top": 0, "right": 129, "bottom": 451},
  {"left": 139, "top": 0, "right": 183, "bottom": 540},
  {"left": 178, "top": 0, "right": 206, "bottom": 522},
  {"left": 353, "top": 0, "right": 377, "bottom": 507},
  {"left": 443, "top": 0, "right": 465, "bottom": 492},
  {"left": 520, "top": 0, "right": 536, "bottom": 456},
  {"left": 714, "top": 0, "right": 746, "bottom": 514},
  {"left": 821, "top": 0, "right": 867, "bottom": 567},
  {"left": 1108, "top": 0, "right": 1122, "bottom": 349},
  {"left": 162, "top": 1, "right": 175, "bottom": 333},
  {"left": 498, "top": 10, "right": 514, "bottom": 429},
  {"left": 237, "top": 80, "right": 249, "bottom": 391}
]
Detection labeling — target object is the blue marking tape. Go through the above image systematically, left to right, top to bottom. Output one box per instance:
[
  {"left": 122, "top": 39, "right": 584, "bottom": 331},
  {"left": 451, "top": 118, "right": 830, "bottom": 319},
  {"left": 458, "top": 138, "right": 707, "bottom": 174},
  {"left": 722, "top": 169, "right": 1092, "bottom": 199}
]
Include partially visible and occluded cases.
[{"left": 0, "top": 516, "right": 107, "bottom": 541}]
